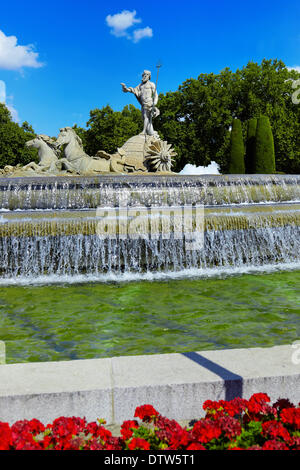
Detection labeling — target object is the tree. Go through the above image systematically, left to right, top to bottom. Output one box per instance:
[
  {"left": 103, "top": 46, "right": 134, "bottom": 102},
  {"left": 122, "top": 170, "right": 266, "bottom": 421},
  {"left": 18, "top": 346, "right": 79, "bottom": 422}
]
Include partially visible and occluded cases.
[
  {"left": 155, "top": 59, "right": 300, "bottom": 173},
  {"left": 0, "top": 104, "right": 38, "bottom": 168},
  {"left": 81, "top": 104, "right": 143, "bottom": 156},
  {"left": 254, "top": 116, "right": 276, "bottom": 173},
  {"left": 229, "top": 118, "right": 245, "bottom": 173},
  {"left": 245, "top": 118, "right": 257, "bottom": 173}
]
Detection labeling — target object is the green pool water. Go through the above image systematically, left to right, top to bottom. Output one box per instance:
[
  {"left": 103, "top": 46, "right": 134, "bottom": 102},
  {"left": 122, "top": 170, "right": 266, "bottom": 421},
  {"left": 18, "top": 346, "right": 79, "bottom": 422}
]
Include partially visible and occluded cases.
[{"left": 0, "top": 270, "right": 299, "bottom": 364}]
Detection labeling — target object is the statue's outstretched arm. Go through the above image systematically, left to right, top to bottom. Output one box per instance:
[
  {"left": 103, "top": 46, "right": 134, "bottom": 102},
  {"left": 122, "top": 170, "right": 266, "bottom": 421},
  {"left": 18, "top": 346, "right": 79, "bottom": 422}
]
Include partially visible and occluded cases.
[{"left": 121, "top": 83, "right": 134, "bottom": 93}]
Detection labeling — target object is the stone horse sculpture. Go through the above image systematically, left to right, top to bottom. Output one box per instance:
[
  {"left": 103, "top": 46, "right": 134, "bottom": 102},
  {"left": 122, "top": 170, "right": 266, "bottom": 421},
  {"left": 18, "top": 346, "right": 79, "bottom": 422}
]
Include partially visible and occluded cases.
[
  {"left": 56, "top": 127, "right": 147, "bottom": 174},
  {"left": 56, "top": 127, "right": 126, "bottom": 174},
  {"left": 25, "top": 135, "right": 61, "bottom": 173}
]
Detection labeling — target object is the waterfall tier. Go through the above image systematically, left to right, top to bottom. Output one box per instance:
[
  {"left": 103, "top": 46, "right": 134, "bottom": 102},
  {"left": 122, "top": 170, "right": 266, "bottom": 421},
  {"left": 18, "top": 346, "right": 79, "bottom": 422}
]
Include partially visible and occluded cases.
[{"left": 1, "top": 174, "right": 300, "bottom": 210}]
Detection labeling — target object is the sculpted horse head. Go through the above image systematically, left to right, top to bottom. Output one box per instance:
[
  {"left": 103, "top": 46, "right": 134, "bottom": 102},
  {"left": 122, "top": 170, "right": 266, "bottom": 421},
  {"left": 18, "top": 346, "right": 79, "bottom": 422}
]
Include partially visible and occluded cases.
[
  {"left": 56, "top": 127, "right": 89, "bottom": 162},
  {"left": 26, "top": 135, "right": 59, "bottom": 164}
]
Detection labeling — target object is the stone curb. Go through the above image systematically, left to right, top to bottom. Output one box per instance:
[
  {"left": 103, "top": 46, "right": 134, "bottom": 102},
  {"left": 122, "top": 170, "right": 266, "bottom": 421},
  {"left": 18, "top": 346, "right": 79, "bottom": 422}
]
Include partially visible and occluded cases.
[{"left": 0, "top": 345, "right": 298, "bottom": 425}]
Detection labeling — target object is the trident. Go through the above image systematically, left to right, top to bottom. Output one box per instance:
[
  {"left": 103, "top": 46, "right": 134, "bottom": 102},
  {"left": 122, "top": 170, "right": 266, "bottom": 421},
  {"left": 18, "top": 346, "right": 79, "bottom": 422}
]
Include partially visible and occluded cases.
[{"left": 148, "top": 61, "right": 162, "bottom": 137}]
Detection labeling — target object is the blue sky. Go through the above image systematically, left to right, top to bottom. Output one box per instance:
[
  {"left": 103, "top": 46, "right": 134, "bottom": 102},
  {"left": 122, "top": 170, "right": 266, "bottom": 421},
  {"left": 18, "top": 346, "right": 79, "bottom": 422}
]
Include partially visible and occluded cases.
[{"left": 0, "top": 0, "right": 300, "bottom": 136}]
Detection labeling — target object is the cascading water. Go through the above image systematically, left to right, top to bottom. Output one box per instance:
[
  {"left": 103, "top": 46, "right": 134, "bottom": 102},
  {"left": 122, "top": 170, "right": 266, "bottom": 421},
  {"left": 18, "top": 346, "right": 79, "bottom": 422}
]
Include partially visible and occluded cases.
[{"left": 0, "top": 174, "right": 300, "bottom": 282}]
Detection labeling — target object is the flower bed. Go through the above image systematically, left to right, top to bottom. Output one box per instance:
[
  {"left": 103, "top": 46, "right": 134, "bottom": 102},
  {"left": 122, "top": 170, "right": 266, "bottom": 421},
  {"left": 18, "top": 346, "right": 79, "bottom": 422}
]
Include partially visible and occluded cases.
[{"left": 0, "top": 394, "right": 299, "bottom": 450}]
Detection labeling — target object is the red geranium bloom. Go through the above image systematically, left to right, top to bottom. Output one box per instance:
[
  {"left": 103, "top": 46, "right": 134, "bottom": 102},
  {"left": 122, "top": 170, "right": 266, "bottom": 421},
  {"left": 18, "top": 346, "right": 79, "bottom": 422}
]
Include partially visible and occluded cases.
[
  {"left": 247, "top": 393, "right": 276, "bottom": 418},
  {"left": 223, "top": 397, "right": 248, "bottom": 417},
  {"left": 273, "top": 398, "right": 295, "bottom": 412},
  {"left": 134, "top": 404, "right": 159, "bottom": 422},
  {"left": 280, "top": 408, "right": 300, "bottom": 430},
  {"left": 155, "top": 415, "right": 184, "bottom": 444},
  {"left": 51, "top": 416, "right": 86, "bottom": 439},
  {"left": 217, "top": 416, "right": 242, "bottom": 439},
  {"left": 11, "top": 419, "right": 45, "bottom": 449},
  {"left": 192, "top": 419, "right": 222, "bottom": 444},
  {"left": 120, "top": 420, "right": 139, "bottom": 440},
  {"left": 261, "top": 420, "right": 291, "bottom": 442},
  {"left": 0, "top": 422, "right": 12, "bottom": 450},
  {"left": 168, "top": 428, "right": 191, "bottom": 450},
  {"left": 290, "top": 436, "right": 300, "bottom": 450},
  {"left": 105, "top": 437, "right": 123, "bottom": 450},
  {"left": 128, "top": 437, "right": 150, "bottom": 450},
  {"left": 262, "top": 439, "right": 289, "bottom": 450},
  {"left": 186, "top": 443, "right": 206, "bottom": 450}
]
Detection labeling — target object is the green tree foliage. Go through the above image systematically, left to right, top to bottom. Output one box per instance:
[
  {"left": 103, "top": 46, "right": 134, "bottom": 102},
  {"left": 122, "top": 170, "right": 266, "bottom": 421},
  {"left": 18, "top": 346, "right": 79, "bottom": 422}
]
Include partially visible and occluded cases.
[
  {"left": 155, "top": 59, "right": 300, "bottom": 173},
  {"left": 0, "top": 104, "right": 38, "bottom": 168},
  {"left": 76, "top": 104, "right": 143, "bottom": 156},
  {"left": 254, "top": 116, "right": 276, "bottom": 173},
  {"left": 229, "top": 118, "right": 245, "bottom": 173},
  {"left": 245, "top": 118, "right": 257, "bottom": 173}
]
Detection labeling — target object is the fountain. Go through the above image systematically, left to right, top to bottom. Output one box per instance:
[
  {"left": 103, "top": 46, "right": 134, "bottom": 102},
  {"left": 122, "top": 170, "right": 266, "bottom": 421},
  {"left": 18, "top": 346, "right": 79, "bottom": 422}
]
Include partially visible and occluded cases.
[
  {"left": 0, "top": 68, "right": 299, "bottom": 357},
  {"left": 0, "top": 71, "right": 299, "bottom": 428},
  {"left": 0, "top": 173, "right": 299, "bottom": 280}
]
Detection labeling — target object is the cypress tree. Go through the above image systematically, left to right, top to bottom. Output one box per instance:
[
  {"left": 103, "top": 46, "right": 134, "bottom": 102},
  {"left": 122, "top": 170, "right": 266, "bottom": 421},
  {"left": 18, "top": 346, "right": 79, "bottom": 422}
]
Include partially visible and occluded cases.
[
  {"left": 254, "top": 116, "right": 276, "bottom": 174},
  {"left": 229, "top": 118, "right": 245, "bottom": 174},
  {"left": 245, "top": 118, "right": 257, "bottom": 173}
]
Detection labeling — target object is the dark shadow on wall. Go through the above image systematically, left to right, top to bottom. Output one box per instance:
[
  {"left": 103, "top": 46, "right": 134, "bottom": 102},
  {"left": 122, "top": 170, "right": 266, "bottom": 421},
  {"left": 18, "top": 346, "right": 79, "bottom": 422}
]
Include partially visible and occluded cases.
[{"left": 182, "top": 351, "right": 243, "bottom": 401}]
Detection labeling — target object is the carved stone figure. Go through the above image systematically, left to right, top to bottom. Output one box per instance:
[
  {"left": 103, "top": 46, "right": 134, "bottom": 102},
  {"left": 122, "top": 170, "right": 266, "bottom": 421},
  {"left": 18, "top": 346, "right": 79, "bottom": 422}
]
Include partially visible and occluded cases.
[
  {"left": 0, "top": 68, "right": 176, "bottom": 177},
  {"left": 121, "top": 70, "right": 160, "bottom": 136},
  {"left": 55, "top": 127, "right": 148, "bottom": 174},
  {"left": 56, "top": 127, "right": 113, "bottom": 174},
  {"left": 24, "top": 135, "right": 61, "bottom": 173}
]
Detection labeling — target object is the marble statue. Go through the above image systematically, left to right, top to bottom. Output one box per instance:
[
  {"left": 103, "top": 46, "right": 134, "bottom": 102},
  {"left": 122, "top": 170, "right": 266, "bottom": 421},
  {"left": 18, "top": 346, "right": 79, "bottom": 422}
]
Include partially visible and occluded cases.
[
  {"left": 121, "top": 70, "right": 160, "bottom": 136},
  {"left": 55, "top": 127, "right": 148, "bottom": 174},
  {"left": 25, "top": 135, "right": 61, "bottom": 173}
]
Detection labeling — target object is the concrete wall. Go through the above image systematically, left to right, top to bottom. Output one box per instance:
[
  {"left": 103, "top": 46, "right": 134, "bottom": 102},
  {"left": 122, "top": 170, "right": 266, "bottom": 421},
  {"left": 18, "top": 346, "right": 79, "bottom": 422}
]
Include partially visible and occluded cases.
[{"left": 0, "top": 345, "right": 299, "bottom": 425}]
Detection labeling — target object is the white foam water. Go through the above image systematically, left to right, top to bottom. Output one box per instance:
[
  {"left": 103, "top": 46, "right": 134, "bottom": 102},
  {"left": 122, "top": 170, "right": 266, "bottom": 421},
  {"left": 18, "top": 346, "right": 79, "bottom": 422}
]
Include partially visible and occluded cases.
[{"left": 0, "top": 261, "right": 299, "bottom": 287}]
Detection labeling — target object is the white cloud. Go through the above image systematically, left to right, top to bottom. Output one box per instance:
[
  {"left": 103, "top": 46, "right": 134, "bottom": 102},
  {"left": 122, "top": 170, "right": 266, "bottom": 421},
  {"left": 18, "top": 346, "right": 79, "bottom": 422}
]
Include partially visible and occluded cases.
[
  {"left": 105, "top": 10, "right": 153, "bottom": 43},
  {"left": 106, "top": 10, "right": 141, "bottom": 38},
  {"left": 133, "top": 27, "right": 153, "bottom": 43},
  {"left": 0, "top": 30, "right": 43, "bottom": 70},
  {"left": 287, "top": 66, "right": 300, "bottom": 73},
  {"left": 0, "top": 80, "right": 20, "bottom": 122}
]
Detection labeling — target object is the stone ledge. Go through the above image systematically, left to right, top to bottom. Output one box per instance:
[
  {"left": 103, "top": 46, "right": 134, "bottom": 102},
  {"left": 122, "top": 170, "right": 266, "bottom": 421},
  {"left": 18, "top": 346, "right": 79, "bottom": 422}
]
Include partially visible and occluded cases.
[{"left": 0, "top": 345, "right": 298, "bottom": 425}]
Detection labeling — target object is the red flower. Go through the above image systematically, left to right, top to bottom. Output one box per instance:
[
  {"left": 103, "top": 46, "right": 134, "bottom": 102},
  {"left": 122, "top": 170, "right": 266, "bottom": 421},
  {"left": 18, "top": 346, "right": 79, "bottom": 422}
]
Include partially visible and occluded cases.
[
  {"left": 247, "top": 393, "right": 277, "bottom": 419},
  {"left": 247, "top": 393, "right": 271, "bottom": 414},
  {"left": 203, "top": 397, "right": 248, "bottom": 419},
  {"left": 224, "top": 397, "right": 248, "bottom": 417},
  {"left": 273, "top": 398, "right": 295, "bottom": 412},
  {"left": 134, "top": 404, "right": 159, "bottom": 422},
  {"left": 280, "top": 408, "right": 300, "bottom": 430},
  {"left": 155, "top": 415, "right": 184, "bottom": 444},
  {"left": 51, "top": 416, "right": 86, "bottom": 439},
  {"left": 217, "top": 416, "right": 242, "bottom": 439},
  {"left": 11, "top": 419, "right": 45, "bottom": 449},
  {"left": 192, "top": 419, "right": 222, "bottom": 444},
  {"left": 120, "top": 420, "right": 139, "bottom": 440},
  {"left": 261, "top": 420, "right": 290, "bottom": 442},
  {"left": 0, "top": 422, "right": 12, "bottom": 450},
  {"left": 97, "top": 426, "right": 112, "bottom": 442},
  {"left": 168, "top": 428, "right": 191, "bottom": 450},
  {"left": 290, "top": 436, "right": 300, "bottom": 450},
  {"left": 105, "top": 437, "right": 123, "bottom": 450},
  {"left": 128, "top": 437, "right": 150, "bottom": 450},
  {"left": 89, "top": 439, "right": 105, "bottom": 450},
  {"left": 262, "top": 439, "right": 289, "bottom": 450},
  {"left": 186, "top": 443, "right": 206, "bottom": 450}
]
